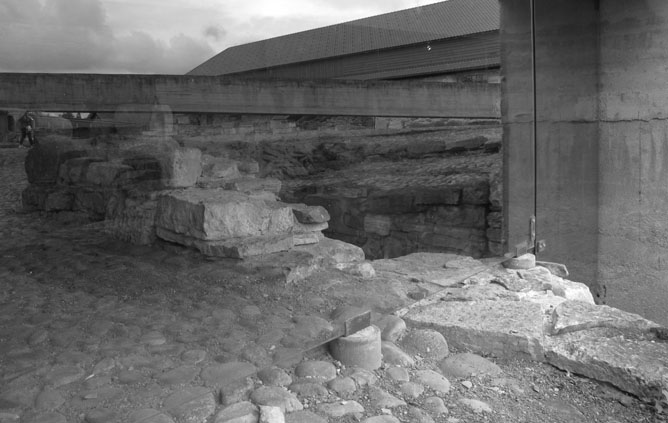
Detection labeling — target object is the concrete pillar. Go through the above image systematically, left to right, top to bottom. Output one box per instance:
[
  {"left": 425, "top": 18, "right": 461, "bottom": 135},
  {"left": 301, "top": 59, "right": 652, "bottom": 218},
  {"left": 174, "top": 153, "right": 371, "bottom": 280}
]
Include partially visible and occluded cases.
[
  {"left": 501, "top": 0, "right": 600, "bottom": 293},
  {"left": 501, "top": 0, "right": 668, "bottom": 325},
  {"left": 596, "top": 0, "right": 668, "bottom": 325}
]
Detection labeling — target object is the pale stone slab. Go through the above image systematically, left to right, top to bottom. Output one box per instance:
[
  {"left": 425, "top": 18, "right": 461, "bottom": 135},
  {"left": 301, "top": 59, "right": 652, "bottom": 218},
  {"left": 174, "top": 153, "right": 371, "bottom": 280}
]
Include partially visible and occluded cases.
[
  {"left": 156, "top": 189, "right": 294, "bottom": 240},
  {"left": 374, "top": 253, "right": 489, "bottom": 288},
  {"left": 403, "top": 300, "right": 545, "bottom": 360},
  {"left": 549, "top": 300, "right": 661, "bottom": 336},
  {"left": 545, "top": 329, "right": 668, "bottom": 400}
]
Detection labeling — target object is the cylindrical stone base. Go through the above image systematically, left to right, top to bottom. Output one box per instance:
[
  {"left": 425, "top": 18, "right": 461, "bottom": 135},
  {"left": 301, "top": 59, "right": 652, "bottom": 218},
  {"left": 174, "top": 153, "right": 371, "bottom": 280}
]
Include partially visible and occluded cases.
[
  {"left": 503, "top": 253, "right": 536, "bottom": 270},
  {"left": 329, "top": 324, "right": 382, "bottom": 370}
]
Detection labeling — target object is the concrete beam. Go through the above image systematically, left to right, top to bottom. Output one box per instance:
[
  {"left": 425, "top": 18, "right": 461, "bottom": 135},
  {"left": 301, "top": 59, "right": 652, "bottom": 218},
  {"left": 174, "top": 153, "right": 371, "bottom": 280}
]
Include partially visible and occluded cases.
[{"left": 0, "top": 73, "right": 500, "bottom": 118}]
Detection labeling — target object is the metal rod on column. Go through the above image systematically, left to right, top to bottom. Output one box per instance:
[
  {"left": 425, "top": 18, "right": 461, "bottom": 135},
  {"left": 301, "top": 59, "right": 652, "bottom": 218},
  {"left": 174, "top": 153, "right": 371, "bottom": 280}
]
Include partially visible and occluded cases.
[{"left": 530, "top": 0, "right": 538, "bottom": 252}]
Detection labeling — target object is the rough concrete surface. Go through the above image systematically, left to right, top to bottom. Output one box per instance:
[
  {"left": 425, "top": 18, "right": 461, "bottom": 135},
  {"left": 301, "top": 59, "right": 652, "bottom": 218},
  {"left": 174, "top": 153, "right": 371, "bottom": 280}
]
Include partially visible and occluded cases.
[{"left": 1, "top": 147, "right": 667, "bottom": 423}]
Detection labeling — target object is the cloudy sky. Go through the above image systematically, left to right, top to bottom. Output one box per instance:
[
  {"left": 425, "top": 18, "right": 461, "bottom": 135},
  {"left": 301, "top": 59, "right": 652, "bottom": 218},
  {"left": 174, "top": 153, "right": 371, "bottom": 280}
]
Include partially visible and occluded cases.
[{"left": 0, "top": 0, "right": 444, "bottom": 74}]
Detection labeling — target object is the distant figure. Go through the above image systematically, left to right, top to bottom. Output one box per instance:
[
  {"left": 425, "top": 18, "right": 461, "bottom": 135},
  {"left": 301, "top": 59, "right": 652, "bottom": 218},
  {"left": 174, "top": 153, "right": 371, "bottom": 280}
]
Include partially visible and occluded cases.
[{"left": 18, "top": 111, "right": 35, "bottom": 147}]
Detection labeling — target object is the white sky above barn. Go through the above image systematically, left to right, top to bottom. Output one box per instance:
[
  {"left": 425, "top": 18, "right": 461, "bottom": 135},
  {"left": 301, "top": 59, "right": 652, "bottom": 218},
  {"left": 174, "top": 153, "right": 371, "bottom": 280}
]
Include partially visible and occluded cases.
[{"left": 0, "top": 0, "right": 444, "bottom": 74}]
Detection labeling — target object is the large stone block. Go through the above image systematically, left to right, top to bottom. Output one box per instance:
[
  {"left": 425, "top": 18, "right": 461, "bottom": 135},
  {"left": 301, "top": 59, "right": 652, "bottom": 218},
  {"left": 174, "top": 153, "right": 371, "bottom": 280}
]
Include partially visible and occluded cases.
[
  {"left": 24, "top": 138, "right": 90, "bottom": 186},
  {"left": 117, "top": 139, "right": 200, "bottom": 188},
  {"left": 162, "top": 147, "right": 202, "bottom": 188},
  {"left": 200, "top": 155, "right": 241, "bottom": 180},
  {"left": 58, "top": 157, "right": 105, "bottom": 185},
  {"left": 238, "top": 160, "right": 260, "bottom": 175},
  {"left": 84, "top": 161, "right": 134, "bottom": 186},
  {"left": 462, "top": 181, "right": 490, "bottom": 205},
  {"left": 22, "top": 185, "right": 51, "bottom": 210},
  {"left": 73, "top": 188, "right": 112, "bottom": 218},
  {"left": 413, "top": 188, "right": 461, "bottom": 206},
  {"left": 155, "top": 189, "right": 294, "bottom": 241},
  {"left": 366, "top": 189, "right": 416, "bottom": 214},
  {"left": 45, "top": 190, "right": 74, "bottom": 211},
  {"left": 106, "top": 198, "right": 158, "bottom": 245},
  {"left": 289, "top": 204, "right": 330, "bottom": 224},
  {"left": 429, "top": 206, "right": 487, "bottom": 228},
  {"left": 364, "top": 215, "right": 392, "bottom": 236},
  {"left": 156, "top": 227, "right": 294, "bottom": 258}
]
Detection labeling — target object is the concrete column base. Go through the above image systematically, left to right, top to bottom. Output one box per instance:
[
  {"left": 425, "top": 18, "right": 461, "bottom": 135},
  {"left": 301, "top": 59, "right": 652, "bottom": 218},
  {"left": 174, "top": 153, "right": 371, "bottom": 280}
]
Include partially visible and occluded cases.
[{"left": 329, "top": 325, "right": 382, "bottom": 370}]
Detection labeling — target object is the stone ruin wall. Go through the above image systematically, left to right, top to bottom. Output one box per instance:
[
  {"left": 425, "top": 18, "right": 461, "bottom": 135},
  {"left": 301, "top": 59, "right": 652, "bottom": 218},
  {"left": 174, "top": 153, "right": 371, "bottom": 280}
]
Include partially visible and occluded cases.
[
  {"left": 22, "top": 113, "right": 503, "bottom": 260},
  {"left": 168, "top": 113, "right": 503, "bottom": 259},
  {"left": 284, "top": 175, "right": 503, "bottom": 261}
]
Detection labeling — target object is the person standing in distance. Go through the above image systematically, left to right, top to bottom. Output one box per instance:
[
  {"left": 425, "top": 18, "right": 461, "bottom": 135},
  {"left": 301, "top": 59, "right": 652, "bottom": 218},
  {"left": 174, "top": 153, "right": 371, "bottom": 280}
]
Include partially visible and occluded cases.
[{"left": 18, "top": 111, "right": 36, "bottom": 147}]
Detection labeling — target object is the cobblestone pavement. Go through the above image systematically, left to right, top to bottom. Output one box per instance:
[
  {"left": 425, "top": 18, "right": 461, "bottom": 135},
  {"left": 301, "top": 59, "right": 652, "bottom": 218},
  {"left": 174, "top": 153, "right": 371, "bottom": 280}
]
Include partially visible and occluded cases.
[
  {"left": 0, "top": 147, "right": 661, "bottom": 423},
  {"left": 0, "top": 147, "right": 425, "bottom": 423}
]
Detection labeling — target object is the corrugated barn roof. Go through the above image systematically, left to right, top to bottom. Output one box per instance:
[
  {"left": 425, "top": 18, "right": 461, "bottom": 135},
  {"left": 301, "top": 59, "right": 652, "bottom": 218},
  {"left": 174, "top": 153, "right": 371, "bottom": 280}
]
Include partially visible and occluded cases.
[{"left": 188, "top": 0, "right": 499, "bottom": 76}]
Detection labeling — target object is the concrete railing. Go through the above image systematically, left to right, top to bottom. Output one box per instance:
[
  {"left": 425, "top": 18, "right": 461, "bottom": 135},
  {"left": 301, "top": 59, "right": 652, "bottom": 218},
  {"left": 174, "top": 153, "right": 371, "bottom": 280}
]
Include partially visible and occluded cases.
[{"left": 0, "top": 73, "right": 500, "bottom": 119}]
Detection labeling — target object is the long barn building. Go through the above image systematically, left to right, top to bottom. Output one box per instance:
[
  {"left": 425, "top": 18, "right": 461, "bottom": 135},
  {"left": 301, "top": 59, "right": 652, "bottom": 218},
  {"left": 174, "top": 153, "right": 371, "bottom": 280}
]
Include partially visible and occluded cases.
[{"left": 188, "top": 0, "right": 500, "bottom": 82}]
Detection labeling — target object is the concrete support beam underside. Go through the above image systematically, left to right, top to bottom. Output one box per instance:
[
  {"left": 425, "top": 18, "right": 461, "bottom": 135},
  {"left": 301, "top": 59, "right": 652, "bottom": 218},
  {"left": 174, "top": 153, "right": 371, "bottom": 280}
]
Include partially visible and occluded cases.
[{"left": 0, "top": 73, "right": 500, "bottom": 118}]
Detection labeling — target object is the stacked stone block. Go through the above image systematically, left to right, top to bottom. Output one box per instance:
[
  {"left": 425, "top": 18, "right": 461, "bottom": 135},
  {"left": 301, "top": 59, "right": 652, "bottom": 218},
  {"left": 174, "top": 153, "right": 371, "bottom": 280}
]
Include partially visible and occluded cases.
[{"left": 21, "top": 135, "right": 333, "bottom": 259}]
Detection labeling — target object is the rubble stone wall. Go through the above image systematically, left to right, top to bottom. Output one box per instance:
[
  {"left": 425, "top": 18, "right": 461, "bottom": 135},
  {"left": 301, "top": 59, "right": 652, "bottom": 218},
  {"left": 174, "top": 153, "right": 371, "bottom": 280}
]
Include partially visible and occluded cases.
[
  {"left": 173, "top": 114, "right": 497, "bottom": 141},
  {"left": 287, "top": 179, "right": 502, "bottom": 260}
]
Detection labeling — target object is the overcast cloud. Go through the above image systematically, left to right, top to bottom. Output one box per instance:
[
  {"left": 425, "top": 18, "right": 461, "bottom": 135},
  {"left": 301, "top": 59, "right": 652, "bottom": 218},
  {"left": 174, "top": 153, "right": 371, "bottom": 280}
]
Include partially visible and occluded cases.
[{"left": 0, "top": 0, "right": 444, "bottom": 74}]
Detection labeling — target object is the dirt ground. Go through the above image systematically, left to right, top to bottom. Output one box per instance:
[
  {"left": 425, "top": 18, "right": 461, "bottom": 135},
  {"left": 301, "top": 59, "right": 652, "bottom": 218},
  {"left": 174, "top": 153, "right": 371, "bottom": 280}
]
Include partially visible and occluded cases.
[{"left": 1, "top": 146, "right": 666, "bottom": 423}]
